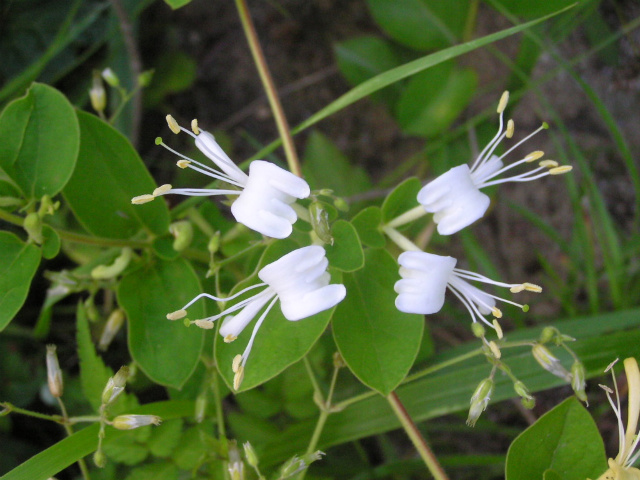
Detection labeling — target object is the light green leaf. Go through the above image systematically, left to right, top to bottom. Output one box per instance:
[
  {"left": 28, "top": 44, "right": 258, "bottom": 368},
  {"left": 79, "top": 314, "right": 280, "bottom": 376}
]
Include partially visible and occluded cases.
[
  {"left": 163, "top": 0, "right": 191, "bottom": 9},
  {"left": 367, "top": 0, "right": 469, "bottom": 50},
  {"left": 492, "top": 0, "right": 576, "bottom": 17},
  {"left": 395, "top": 63, "right": 477, "bottom": 137},
  {"left": 0, "top": 83, "right": 78, "bottom": 199},
  {"left": 63, "top": 111, "right": 170, "bottom": 239},
  {"left": 381, "top": 177, "right": 422, "bottom": 223},
  {"left": 351, "top": 206, "right": 385, "bottom": 248},
  {"left": 325, "top": 220, "right": 364, "bottom": 272},
  {"left": 40, "top": 225, "right": 60, "bottom": 259},
  {"left": 0, "top": 231, "right": 41, "bottom": 331},
  {"left": 215, "top": 240, "right": 338, "bottom": 391},
  {"left": 332, "top": 249, "right": 424, "bottom": 395},
  {"left": 117, "top": 258, "right": 205, "bottom": 389},
  {"left": 505, "top": 398, "right": 606, "bottom": 480},
  {"left": 147, "top": 419, "right": 184, "bottom": 458},
  {"left": 103, "top": 434, "right": 148, "bottom": 466},
  {"left": 124, "top": 462, "right": 178, "bottom": 480}
]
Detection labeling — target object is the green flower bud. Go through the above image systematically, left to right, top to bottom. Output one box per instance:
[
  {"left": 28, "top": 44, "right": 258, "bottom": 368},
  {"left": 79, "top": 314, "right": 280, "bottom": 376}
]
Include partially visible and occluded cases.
[
  {"left": 101, "top": 68, "right": 120, "bottom": 87},
  {"left": 137, "top": 69, "right": 155, "bottom": 87},
  {"left": 89, "top": 71, "right": 106, "bottom": 113},
  {"left": 333, "top": 197, "right": 349, "bottom": 212},
  {"left": 309, "top": 202, "right": 333, "bottom": 245},
  {"left": 23, "top": 212, "right": 43, "bottom": 244},
  {"left": 169, "top": 220, "right": 193, "bottom": 252},
  {"left": 207, "top": 231, "right": 221, "bottom": 255},
  {"left": 91, "top": 247, "right": 132, "bottom": 280},
  {"left": 98, "top": 309, "right": 125, "bottom": 351},
  {"left": 471, "top": 322, "right": 486, "bottom": 338},
  {"left": 539, "top": 326, "right": 556, "bottom": 344},
  {"left": 532, "top": 344, "right": 571, "bottom": 381},
  {"left": 46, "top": 345, "right": 63, "bottom": 398},
  {"left": 570, "top": 361, "right": 587, "bottom": 403},
  {"left": 101, "top": 366, "right": 129, "bottom": 405},
  {"left": 467, "top": 378, "right": 494, "bottom": 427},
  {"left": 194, "top": 393, "right": 207, "bottom": 424},
  {"left": 521, "top": 396, "right": 536, "bottom": 409},
  {"left": 112, "top": 414, "right": 161, "bottom": 430},
  {"left": 243, "top": 442, "right": 259, "bottom": 469},
  {"left": 93, "top": 449, "right": 106, "bottom": 468}
]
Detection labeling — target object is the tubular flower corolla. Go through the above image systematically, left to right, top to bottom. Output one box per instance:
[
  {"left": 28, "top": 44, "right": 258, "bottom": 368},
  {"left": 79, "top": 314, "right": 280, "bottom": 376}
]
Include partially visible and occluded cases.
[
  {"left": 417, "top": 91, "right": 572, "bottom": 235},
  {"left": 132, "top": 116, "right": 310, "bottom": 239},
  {"left": 167, "top": 246, "right": 346, "bottom": 390},
  {"left": 394, "top": 251, "right": 540, "bottom": 333}
]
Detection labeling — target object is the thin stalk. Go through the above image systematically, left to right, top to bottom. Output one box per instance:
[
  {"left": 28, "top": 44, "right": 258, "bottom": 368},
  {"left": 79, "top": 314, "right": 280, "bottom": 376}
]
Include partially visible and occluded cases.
[
  {"left": 233, "top": 0, "right": 302, "bottom": 177},
  {"left": 383, "top": 226, "right": 422, "bottom": 252},
  {"left": 211, "top": 368, "right": 227, "bottom": 438},
  {"left": 386, "top": 392, "right": 449, "bottom": 480},
  {"left": 57, "top": 398, "right": 91, "bottom": 480},
  {"left": 0, "top": 402, "right": 64, "bottom": 423}
]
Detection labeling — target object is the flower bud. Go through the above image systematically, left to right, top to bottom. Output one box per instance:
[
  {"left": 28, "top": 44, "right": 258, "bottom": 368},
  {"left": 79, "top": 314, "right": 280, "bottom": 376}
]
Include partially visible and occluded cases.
[
  {"left": 101, "top": 68, "right": 120, "bottom": 87},
  {"left": 137, "top": 69, "right": 154, "bottom": 87},
  {"left": 89, "top": 72, "right": 106, "bottom": 114},
  {"left": 38, "top": 195, "right": 58, "bottom": 217},
  {"left": 333, "top": 197, "right": 349, "bottom": 212},
  {"left": 309, "top": 202, "right": 333, "bottom": 245},
  {"left": 23, "top": 211, "right": 43, "bottom": 244},
  {"left": 169, "top": 220, "right": 193, "bottom": 252},
  {"left": 207, "top": 232, "right": 221, "bottom": 255},
  {"left": 91, "top": 247, "right": 132, "bottom": 280},
  {"left": 98, "top": 309, "right": 125, "bottom": 351},
  {"left": 471, "top": 322, "right": 485, "bottom": 338},
  {"left": 539, "top": 326, "right": 556, "bottom": 344},
  {"left": 532, "top": 344, "right": 571, "bottom": 381},
  {"left": 46, "top": 345, "right": 63, "bottom": 398},
  {"left": 333, "top": 351, "right": 346, "bottom": 368},
  {"left": 570, "top": 361, "right": 587, "bottom": 403},
  {"left": 102, "top": 366, "right": 129, "bottom": 405},
  {"left": 467, "top": 378, "right": 493, "bottom": 427},
  {"left": 513, "top": 381, "right": 531, "bottom": 400},
  {"left": 194, "top": 393, "right": 207, "bottom": 424},
  {"left": 521, "top": 396, "right": 536, "bottom": 409},
  {"left": 112, "top": 414, "right": 161, "bottom": 430},
  {"left": 228, "top": 441, "right": 244, "bottom": 480},
  {"left": 243, "top": 442, "right": 259, "bottom": 469},
  {"left": 93, "top": 449, "right": 107, "bottom": 468},
  {"left": 280, "top": 451, "right": 325, "bottom": 479}
]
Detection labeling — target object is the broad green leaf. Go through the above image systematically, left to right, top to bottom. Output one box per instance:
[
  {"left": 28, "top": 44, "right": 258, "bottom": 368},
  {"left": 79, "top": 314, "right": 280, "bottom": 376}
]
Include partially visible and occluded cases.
[
  {"left": 163, "top": 0, "right": 192, "bottom": 9},
  {"left": 367, "top": 0, "right": 469, "bottom": 50},
  {"left": 251, "top": 7, "right": 575, "bottom": 162},
  {"left": 334, "top": 35, "right": 403, "bottom": 105},
  {"left": 144, "top": 51, "right": 197, "bottom": 107},
  {"left": 395, "top": 63, "right": 477, "bottom": 138},
  {"left": 0, "top": 83, "right": 78, "bottom": 199},
  {"left": 63, "top": 111, "right": 170, "bottom": 239},
  {"left": 302, "top": 131, "right": 372, "bottom": 197},
  {"left": 381, "top": 177, "right": 422, "bottom": 223},
  {"left": 351, "top": 206, "right": 385, "bottom": 248},
  {"left": 325, "top": 220, "right": 364, "bottom": 272},
  {"left": 40, "top": 225, "right": 60, "bottom": 259},
  {"left": 0, "top": 231, "right": 41, "bottom": 331},
  {"left": 215, "top": 240, "right": 339, "bottom": 391},
  {"left": 332, "top": 249, "right": 424, "bottom": 395},
  {"left": 118, "top": 258, "right": 205, "bottom": 389},
  {"left": 505, "top": 398, "right": 606, "bottom": 480},
  {"left": 0, "top": 400, "right": 193, "bottom": 480},
  {"left": 147, "top": 419, "right": 184, "bottom": 458},
  {"left": 103, "top": 434, "right": 149, "bottom": 466},
  {"left": 124, "top": 462, "right": 178, "bottom": 480}
]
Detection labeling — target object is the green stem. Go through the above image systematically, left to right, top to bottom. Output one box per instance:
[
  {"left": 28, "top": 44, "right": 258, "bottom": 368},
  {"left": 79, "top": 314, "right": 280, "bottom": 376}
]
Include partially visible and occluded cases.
[
  {"left": 233, "top": 0, "right": 302, "bottom": 177},
  {"left": 386, "top": 205, "right": 428, "bottom": 229},
  {"left": 383, "top": 226, "right": 422, "bottom": 252},
  {"left": 211, "top": 367, "right": 226, "bottom": 438},
  {"left": 386, "top": 392, "right": 449, "bottom": 480},
  {"left": 57, "top": 398, "right": 91, "bottom": 480},
  {"left": 1, "top": 402, "right": 64, "bottom": 423}
]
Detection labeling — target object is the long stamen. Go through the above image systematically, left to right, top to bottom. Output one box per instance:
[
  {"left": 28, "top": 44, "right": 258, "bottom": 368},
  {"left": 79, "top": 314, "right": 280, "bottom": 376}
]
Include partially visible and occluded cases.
[
  {"left": 470, "top": 91, "right": 509, "bottom": 172},
  {"left": 497, "top": 123, "right": 547, "bottom": 162},
  {"left": 477, "top": 166, "right": 553, "bottom": 188},
  {"left": 159, "top": 188, "right": 241, "bottom": 197},
  {"left": 170, "top": 284, "right": 268, "bottom": 316},
  {"left": 447, "top": 284, "right": 494, "bottom": 327}
]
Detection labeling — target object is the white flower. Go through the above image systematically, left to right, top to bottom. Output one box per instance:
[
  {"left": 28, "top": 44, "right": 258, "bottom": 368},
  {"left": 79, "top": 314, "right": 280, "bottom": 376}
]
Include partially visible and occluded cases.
[
  {"left": 417, "top": 91, "right": 572, "bottom": 235},
  {"left": 132, "top": 116, "right": 310, "bottom": 239},
  {"left": 167, "top": 246, "right": 346, "bottom": 390},
  {"left": 394, "top": 251, "right": 540, "bottom": 333},
  {"left": 594, "top": 358, "right": 640, "bottom": 480},
  {"left": 111, "top": 414, "right": 161, "bottom": 430}
]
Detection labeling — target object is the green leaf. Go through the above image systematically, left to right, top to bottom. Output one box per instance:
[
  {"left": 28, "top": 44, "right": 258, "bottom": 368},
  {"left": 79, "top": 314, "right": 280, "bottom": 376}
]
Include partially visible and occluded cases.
[
  {"left": 163, "top": 0, "right": 192, "bottom": 9},
  {"left": 367, "top": 0, "right": 469, "bottom": 50},
  {"left": 492, "top": 0, "right": 576, "bottom": 17},
  {"left": 334, "top": 35, "right": 403, "bottom": 105},
  {"left": 395, "top": 63, "right": 477, "bottom": 138},
  {"left": 0, "top": 83, "right": 78, "bottom": 199},
  {"left": 63, "top": 111, "right": 170, "bottom": 239},
  {"left": 302, "top": 131, "right": 372, "bottom": 197},
  {"left": 381, "top": 177, "right": 422, "bottom": 223},
  {"left": 351, "top": 206, "right": 385, "bottom": 248},
  {"left": 324, "top": 220, "right": 364, "bottom": 272},
  {"left": 40, "top": 225, "right": 60, "bottom": 259},
  {"left": 0, "top": 231, "right": 41, "bottom": 331},
  {"left": 215, "top": 241, "right": 338, "bottom": 391},
  {"left": 332, "top": 249, "right": 424, "bottom": 395},
  {"left": 118, "top": 258, "right": 205, "bottom": 389},
  {"left": 505, "top": 398, "right": 606, "bottom": 480},
  {"left": 147, "top": 419, "right": 184, "bottom": 458},
  {"left": 173, "top": 426, "right": 211, "bottom": 470},
  {"left": 103, "top": 434, "right": 148, "bottom": 466},
  {"left": 124, "top": 462, "right": 178, "bottom": 480}
]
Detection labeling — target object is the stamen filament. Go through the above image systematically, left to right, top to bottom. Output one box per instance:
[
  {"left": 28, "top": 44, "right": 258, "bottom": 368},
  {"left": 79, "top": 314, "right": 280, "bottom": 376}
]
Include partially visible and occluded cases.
[
  {"left": 161, "top": 188, "right": 241, "bottom": 197},
  {"left": 181, "top": 284, "right": 268, "bottom": 310},
  {"left": 240, "top": 296, "right": 280, "bottom": 367}
]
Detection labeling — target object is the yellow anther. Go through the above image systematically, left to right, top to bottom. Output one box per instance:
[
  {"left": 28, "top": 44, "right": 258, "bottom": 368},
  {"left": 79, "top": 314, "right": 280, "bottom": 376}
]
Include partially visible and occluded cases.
[
  {"left": 497, "top": 91, "right": 509, "bottom": 114},
  {"left": 166, "top": 115, "right": 181, "bottom": 134},
  {"left": 191, "top": 119, "right": 200, "bottom": 135},
  {"left": 506, "top": 119, "right": 514, "bottom": 138},
  {"left": 525, "top": 151, "right": 545, "bottom": 162},
  {"left": 177, "top": 160, "right": 191, "bottom": 169},
  {"left": 539, "top": 160, "right": 559, "bottom": 168},
  {"left": 549, "top": 165, "right": 573, "bottom": 175},
  {"left": 153, "top": 184, "right": 172, "bottom": 196},
  {"left": 131, "top": 194, "right": 155, "bottom": 205},
  {"left": 523, "top": 282, "right": 542, "bottom": 293},
  {"left": 510, "top": 284, "right": 525, "bottom": 293},
  {"left": 492, "top": 307, "right": 502, "bottom": 319},
  {"left": 167, "top": 309, "right": 187, "bottom": 321},
  {"left": 194, "top": 320, "right": 214, "bottom": 329},
  {"left": 493, "top": 320, "right": 504, "bottom": 340},
  {"left": 224, "top": 334, "right": 237, "bottom": 343},
  {"left": 489, "top": 340, "right": 501, "bottom": 359},
  {"left": 232, "top": 354, "right": 243, "bottom": 373},
  {"left": 233, "top": 366, "right": 245, "bottom": 391},
  {"left": 599, "top": 384, "right": 613, "bottom": 394}
]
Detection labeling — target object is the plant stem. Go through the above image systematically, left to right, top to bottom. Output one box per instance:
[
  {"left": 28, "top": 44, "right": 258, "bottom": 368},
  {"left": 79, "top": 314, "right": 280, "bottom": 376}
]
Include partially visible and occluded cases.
[
  {"left": 233, "top": 0, "right": 302, "bottom": 177},
  {"left": 385, "top": 205, "right": 428, "bottom": 229},
  {"left": 383, "top": 226, "right": 422, "bottom": 252},
  {"left": 211, "top": 367, "right": 227, "bottom": 438},
  {"left": 386, "top": 392, "right": 449, "bottom": 480},
  {"left": 57, "top": 398, "right": 91, "bottom": 480},
  {"left": 0, "top": 402, "right": 64, "bottom": 423}
]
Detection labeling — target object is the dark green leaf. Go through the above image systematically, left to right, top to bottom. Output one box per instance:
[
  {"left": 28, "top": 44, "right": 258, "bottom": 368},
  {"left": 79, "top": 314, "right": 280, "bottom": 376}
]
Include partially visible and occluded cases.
[
  {"left": 163, "top": 0, "right": 192, "bottom": 9},
  {"left": 492, "top": 0, "right": 575, "bottom": 17},
  {"left": 0, "top": 83, "right": 78, "bottom": 199},
  {"left": 63, "top": 111, "right": 170, "bottom": 239},
  {"left": 381, "top": 177, "right": 422, "bottom": 223},
  {"left": 351, "top": 206, "right": 385, "bottom": 248},
  {"left": 325, "top": 220, "right": 364, "bottom": 272},
  {"left": 40, "top": 225, "right": 60, "bottom": 259},
  {"left": 0, "top": 231, "right": 41, "bottom": 331},
  {"left": 332, "top": 249, "right": 424, "bottom": 395},
  {"left": 118, "top": 258, "right": 205, "bottom": 389},
  {"left": 505, "top": 398, "right": 606, "bottom": 480},
  {"left": 147, "top": 419, "right": 184, "bottom": 458},
  {"left": 124, "top": 462, "right": 178, "bottom": 480}
]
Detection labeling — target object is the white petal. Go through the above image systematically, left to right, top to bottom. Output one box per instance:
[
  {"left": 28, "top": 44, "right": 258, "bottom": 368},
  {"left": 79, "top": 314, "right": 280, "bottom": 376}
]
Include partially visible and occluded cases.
[
  {"left": 194, "top": 131, "right": 248, "bottom": 185},
  {"left": 417, "top": 165, "right": 490, "bottom": 235},
  {"left": 394, "top": 252, "right": 456, "bottom": 315},
  {"left": 281, "top": 284, "right": 346, "bottom": 321},
  {"left": 219, "top": 289, "right": 275, "bottom": 338}
]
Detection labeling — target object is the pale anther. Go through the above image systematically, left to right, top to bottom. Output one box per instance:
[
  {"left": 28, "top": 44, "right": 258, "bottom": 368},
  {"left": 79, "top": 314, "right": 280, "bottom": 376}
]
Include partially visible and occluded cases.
[
  {"left": 497, "top": 91, "right": 509, "bottom": 114},
  {"left": 166, "top": 114, "right": 180, "bottom": 134},
  {"left": 191, "top": 119, "right": 200, "bottom": 135},
  {"left": 506, "top": 119, "right": 514, "bottom": 138},
  {"left": 525, "top": 151, "right": 545, "bottom": 162},
  {"left": 177, "top": 160, "right": 191, "bottom": 169},
  {"left": 539, "top": 160, "right": 558, "bottom": 168},
  {"left": 550, "top": 166, "right": 573, "bottom": 175},
  {"left": 153, "top": 184, "right": 173, "bottom": 196},
  {"left": 131, "top": 194, "right": 155, "bottom": 205},
  {"left": 523, "top": 283, "right": 542, "bottom": 293},
  {"left": 510, "top": 285, "right": 525, "bottom": 293},
  {"left": 492, "top": 307, "right": 502, "bottom": 318},
  {"left": 167, "top": 309, "right": 187, "bottom": 320},
  {"left": 194, "top": 320, "right": 214, "bottom": 329},
  {"left": 492, "top": 320, "right": 503, "bottom": 339},
  {"left": 224, "top": 334, "right": 237, "bottom": 343},
  {"left": 489, "top": 341, "right": 501, "bottom": 359},
  {"left": 232, "top": 354, "right": 242, "bottom": 373},
  {"left": 605, "top": 358, "right": 619, "bottom": 372},
  {"left": 233, "top": 367, "right": 245, "bottom": 391},
  {"left": 599, "top": 384, "right": 613, "bottom": 393}
]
